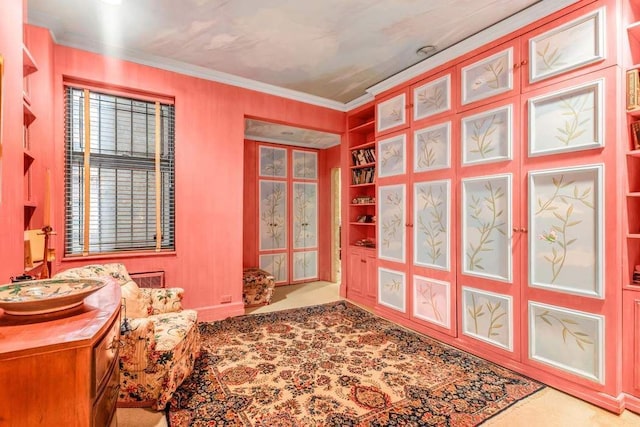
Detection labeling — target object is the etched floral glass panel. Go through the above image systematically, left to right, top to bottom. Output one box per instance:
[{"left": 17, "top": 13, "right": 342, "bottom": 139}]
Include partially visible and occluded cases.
[
  {"left": 529, "top": 9, "right": 604, "bottom": 83},
  {"left": 461, "top": 47, "right": 513, "bottom": 105},
  {"left": 413, "top": 74, "right": 451, "bottom": 121},
  {"left": 528, "top": 79, "right": 603, "bottom": 156},
  {"left": 377, "top": 93, "right": 406, "bottom": 133},
  {"left": 462, "top": 104, "right": 512, "bottom": 165},
  {"left": 414, "top": 122, "right": 451, "bottom": 172},
  {"left": 378, "top": 134, "right": 406, "bottom": 177},
  {"left": 259, "top": 146, "right": 287, "bottom": 177},
  {"left": 292, "top": 150, "right": 318, "bottom": 179},
  {"left": 529, "top": 165, "right": 603, "bottom": 298},
  {"left": 461, "top": 174, "right": 512, "bottom": 282},
  {"left": 414, "top": 179, "right": 450, "bottom": 270},
  {"left": 259, "top": 180, "right": 287, "bottom": 251},
  {"left": 292, "top": 182, "right": 317, "bottom": 249},
  {"left": 378, "top": 184, "right": 406, "bottom": 262},
  {"left": 293, "top": 250, "right": 318, "bottom": 281},
  {"left": 259, "top": 253, "right": 288, "bottom": 284},
  {"left": 378, "top": 267, "right": 406, "bottom": 312},
  {"left": 413, "top": 276, "right": 450, "bottom": 328},
  {"left": 462, "top": 287, "right": 513, "bottom": 351},
  {"left": 529, "top": 301, "right": 604, "bottom": 383}
]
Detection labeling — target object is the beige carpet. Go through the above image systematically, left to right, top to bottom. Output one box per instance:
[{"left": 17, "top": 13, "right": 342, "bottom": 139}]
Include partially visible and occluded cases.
[{"left": 118, "top": 280, "right": 640, "bottom": 427}]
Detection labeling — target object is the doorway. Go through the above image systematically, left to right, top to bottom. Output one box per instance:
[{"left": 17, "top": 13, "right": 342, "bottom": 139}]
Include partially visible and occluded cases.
[{"left": 331, "top": 167, "right": 341, "bottom": 284}]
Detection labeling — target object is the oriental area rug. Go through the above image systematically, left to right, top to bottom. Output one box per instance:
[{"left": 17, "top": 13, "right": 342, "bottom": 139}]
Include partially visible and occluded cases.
[{"left": 168, "top": 301, "right": 543, "bottom": 426}]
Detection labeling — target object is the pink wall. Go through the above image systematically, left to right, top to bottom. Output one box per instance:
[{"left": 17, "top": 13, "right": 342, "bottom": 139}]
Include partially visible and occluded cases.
[
  {"left": 0, "top": 0, "right": 28, "bottom": 282},
  {"left": 39, "top": 39, "right": 344, "bottom": 320}
]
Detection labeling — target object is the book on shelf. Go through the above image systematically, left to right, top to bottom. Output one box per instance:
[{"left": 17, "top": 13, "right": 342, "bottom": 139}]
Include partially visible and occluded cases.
[
  {"left": 627, "top": 68, "right": 639, "bottom": 111},
  {"left": 632, "top": 121, "right": 640, "bottom": 150},
  {"left": 351, "top": 147, "right": 376, "bottom": 166},
  {"left": 351, "top": 167, "right": 375, "bottom": 184}
]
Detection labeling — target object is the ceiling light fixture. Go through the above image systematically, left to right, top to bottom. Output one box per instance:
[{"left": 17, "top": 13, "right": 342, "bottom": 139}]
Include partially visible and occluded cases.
[
  {"left": 100, "top": 0, "right": 122, "bottom": 5},
  {"left": 416, "top": 45, "right": 437, "bottom": 57}
]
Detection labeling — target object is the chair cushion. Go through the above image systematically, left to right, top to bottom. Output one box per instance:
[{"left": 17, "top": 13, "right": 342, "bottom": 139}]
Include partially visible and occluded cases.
[{"left": 121, "top": 281, "right": 151, "bottom": 318}]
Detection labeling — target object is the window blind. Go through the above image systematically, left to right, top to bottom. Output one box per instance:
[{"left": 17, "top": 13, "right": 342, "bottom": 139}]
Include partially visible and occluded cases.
[{"left": 64, "top": 86, "right": 175, "bottom": 255}]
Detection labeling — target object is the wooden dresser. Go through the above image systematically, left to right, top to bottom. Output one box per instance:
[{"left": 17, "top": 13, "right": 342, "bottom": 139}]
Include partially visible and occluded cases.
[{"left": 0, "top": 280, "right": 121, "bottom": 427}]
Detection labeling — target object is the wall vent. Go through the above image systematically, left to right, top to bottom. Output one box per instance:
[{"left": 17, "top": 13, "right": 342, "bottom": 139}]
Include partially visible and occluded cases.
[{"left": 130, "top": 271, "right": 165, "bottom": 288}]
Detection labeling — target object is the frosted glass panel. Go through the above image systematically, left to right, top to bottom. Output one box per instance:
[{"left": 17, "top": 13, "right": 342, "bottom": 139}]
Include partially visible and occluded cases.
[
  {"left": 529, "top": 9, "right": 604, "bottom": 83},
  {"left": 461, "top": 48, "right": 513, "bottom": 105},
  {"left": 461, "top": 104, "right": 512, "bottom": 165},
  {"left": 414, "top": 122, "right": 451, "bottom": 172},
  {"left": 259, "top": 146, "right": 287, "bottom": 177},
  {"left": 292, "top": 150, "right": 318, "bottom": 179},
  {"left": 529, "top": 165, "right": 603, "bottom": 298},
  {"left": 461, "top": 174, "right": 512, "bottom": 282},
  {"left": 414, "top": 179, "right": 450, "bottom": 270},
  {"left": 259, "top": 180, "right": 287, "bottom": 251},
  {"left": 293, "top": 182, "right": 318, "bottom": 249},
  {"left": 378, "top": 184, "right": 406, "bottom": 262},
  {"left": 293, "top": 251, "right": 318, "bottom": 281},
  {"left": 259, "top": 253, "right": 288, "bottom": 284},
  {"left": 378, "top": 268, "right": 406, "bottom": 312},
  {"left": 413, "top": 276, "right": 450, "bottom": 328},
  {"left": 462, "top": 287, "right": 513, "bottom": 351},
  {"left": 529, "top": 301, "right": 604, "bottom": 383}
]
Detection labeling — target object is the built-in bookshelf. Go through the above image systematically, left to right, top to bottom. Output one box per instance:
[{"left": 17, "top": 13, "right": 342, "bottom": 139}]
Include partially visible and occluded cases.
[
  {"left": 22, "top": 41, "right": 37, "bottom": 230},
  {"left": 347, "top": 103, "right": 376, "bottom": 248}
]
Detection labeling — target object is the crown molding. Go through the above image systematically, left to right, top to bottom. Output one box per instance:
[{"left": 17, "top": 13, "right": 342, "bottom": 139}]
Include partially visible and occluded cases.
[
  {"left": 366, "top": 0, "right": 579, "bottom": 97},
  {"left": 26, "top": 25, "right": 349, "bottom": 113}
]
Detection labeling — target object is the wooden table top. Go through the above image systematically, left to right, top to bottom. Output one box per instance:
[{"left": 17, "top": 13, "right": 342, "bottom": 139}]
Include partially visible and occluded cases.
[{"left": 0, "top": 281, "right": 121, "bottom": 358}]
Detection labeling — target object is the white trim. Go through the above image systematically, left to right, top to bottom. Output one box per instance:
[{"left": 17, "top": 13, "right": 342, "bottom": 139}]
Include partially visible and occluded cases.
[
  {"left": 378, "top": 267, "right": 407, "bottom": 313},
  {"left": 413, "top": 276, "right": 451, "bottom": 328},
  {"left": 462, "top": 286, "right": 514, "bottom": 351}
]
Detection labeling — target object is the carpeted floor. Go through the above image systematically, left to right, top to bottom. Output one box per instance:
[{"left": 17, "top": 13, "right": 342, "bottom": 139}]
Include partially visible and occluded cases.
[{"left": 168, "top": 300, "right": 543, "bottom": 426}]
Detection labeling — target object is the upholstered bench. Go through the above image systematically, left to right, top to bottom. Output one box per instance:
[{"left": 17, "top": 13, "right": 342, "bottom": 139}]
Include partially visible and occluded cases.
[{"left": 242, "top": 268, "right": 276, "bottom": 307}]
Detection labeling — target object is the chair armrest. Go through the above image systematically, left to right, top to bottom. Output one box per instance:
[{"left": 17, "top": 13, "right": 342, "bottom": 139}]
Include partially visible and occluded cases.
[
  {"left": 141, "top": 287, "right": 185, "bottom": 315},
  {"left": 119, "top": 317, "right": 156, "bottom": 372}
]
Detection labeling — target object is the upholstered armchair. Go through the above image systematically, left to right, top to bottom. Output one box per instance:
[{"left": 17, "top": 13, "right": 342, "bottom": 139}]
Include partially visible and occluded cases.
[{"left": 53, "top": 263, "right": 201, "bottom": 410}]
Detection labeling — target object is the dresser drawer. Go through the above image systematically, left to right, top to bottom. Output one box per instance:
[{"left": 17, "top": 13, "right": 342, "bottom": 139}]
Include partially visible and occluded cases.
[
  {"left": 93, "top": 315, "right": 120, "bottom": 397},
  {"left": 93, "top": 359, "right": 119, "bottom": 427}
]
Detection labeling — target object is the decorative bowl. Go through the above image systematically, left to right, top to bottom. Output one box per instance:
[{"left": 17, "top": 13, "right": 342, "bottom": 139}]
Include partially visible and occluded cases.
[{"left": 0, "top": 278, "right": 107, "bottom": 315}]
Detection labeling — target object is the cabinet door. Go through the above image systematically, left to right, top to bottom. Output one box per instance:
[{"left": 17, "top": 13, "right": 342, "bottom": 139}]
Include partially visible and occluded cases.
[
  {"left": 521, "top": 4, "right": 612, "bottom": 92},
  {"left": 457, "top": 40, "right": 520, "bottom": 111},
  {"left": 412, "top": 70, "right": 453, "bottom": 123},
  {"left": 376, "top": 89, "right": 409, "bottom": 136},
  {"left": 259, "top": 146, "right": 287, "bottom": 178},
  {"left": 292, "top": 150, "right": 318, "bottom": 179},
  {"left": 461, "top": 174, "right": 513, "bottom": 282},
  {"left": 413, "top": 179, "right": 451, "bottom": 271},
  {"left": 259, "top": 180, "right": 287, "bottom": 251},
  {"left": 292, "top": 182, "right": 318, "bottom": 249},
  {"left": 378, "top": 184, "right": 406, "bottom": 263},
  {"left": 293, "top": 250, "right": 318, "bottom": 282},
  {"left": 347, "top": 250, "right": 364, "bottom": 298},
  {"left": 365, "top": 250, "right": 378, "bottom": 300},
  {"left": 259, "top": 253, "right": 288, "bottom": 284}
]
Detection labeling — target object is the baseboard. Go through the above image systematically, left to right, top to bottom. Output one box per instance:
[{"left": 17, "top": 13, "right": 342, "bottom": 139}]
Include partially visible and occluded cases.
[{"left": 196, "top": 302, "right": 245, "bottom": 321}]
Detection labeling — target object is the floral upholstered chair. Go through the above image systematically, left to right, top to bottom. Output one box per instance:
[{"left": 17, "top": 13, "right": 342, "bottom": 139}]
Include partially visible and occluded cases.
[{"left": 53, "top": 263, "right": 201, "bottom": 410}]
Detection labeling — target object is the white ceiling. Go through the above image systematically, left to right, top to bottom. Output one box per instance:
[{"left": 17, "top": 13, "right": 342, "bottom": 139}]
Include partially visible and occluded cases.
[{"left": 27, "top": 0, "right": 577, "bottom": 148}]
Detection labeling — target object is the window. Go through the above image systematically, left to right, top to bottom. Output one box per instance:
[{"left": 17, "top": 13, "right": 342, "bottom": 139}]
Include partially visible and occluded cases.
[{"left": 64, "top": 86, "right": 175, "bottom": 255}]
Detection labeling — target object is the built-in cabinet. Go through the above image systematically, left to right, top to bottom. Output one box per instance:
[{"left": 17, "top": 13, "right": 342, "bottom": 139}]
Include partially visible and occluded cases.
[
  {"left": 344, "top": 0, "right": 638, "bottom": 413},
  {"left": 344, "top": 104, "right": 378, "bottom": 305},
  {"left": 257, "top": 144, "right": 318, "bottom": 285}
]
